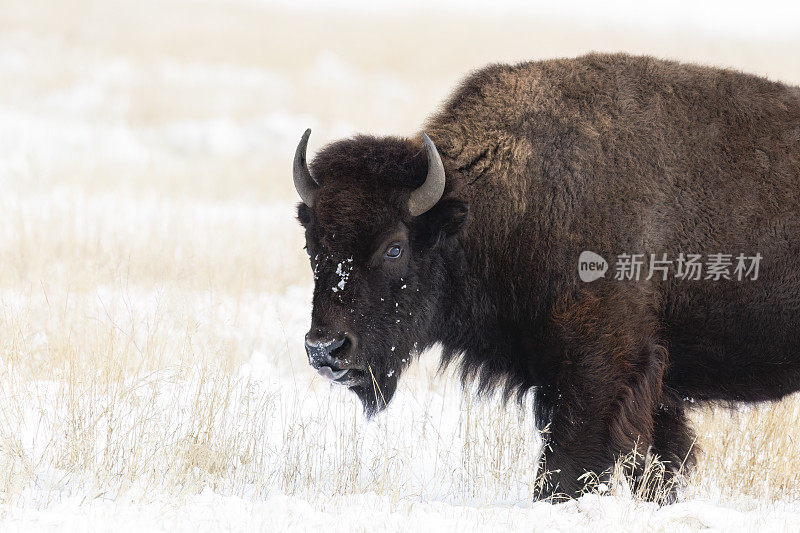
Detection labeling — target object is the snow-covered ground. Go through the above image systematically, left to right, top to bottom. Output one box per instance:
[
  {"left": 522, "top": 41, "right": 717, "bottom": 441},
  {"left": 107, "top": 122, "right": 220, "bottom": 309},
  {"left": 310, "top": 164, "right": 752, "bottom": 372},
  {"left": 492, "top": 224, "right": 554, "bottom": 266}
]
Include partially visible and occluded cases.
[
  {"left": 2, "top": 0, "right": 800, "bottom": 530},
  {"left": 9, "top": 490, "right": 800, "bottom": 532}
]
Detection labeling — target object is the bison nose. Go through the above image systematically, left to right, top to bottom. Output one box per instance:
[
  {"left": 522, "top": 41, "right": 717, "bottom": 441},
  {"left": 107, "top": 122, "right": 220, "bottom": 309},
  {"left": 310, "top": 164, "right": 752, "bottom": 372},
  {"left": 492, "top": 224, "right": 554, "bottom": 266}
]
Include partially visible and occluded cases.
[{"left": 304, "top": 333, "right": 354, "bottom": 371}]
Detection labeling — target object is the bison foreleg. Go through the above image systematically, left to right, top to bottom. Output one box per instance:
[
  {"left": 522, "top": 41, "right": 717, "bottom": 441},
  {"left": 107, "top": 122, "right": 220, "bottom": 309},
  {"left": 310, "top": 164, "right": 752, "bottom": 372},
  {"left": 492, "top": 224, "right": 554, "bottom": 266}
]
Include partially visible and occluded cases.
[{"left": 535, "top": 289, "right": 667, "bottom": 501}]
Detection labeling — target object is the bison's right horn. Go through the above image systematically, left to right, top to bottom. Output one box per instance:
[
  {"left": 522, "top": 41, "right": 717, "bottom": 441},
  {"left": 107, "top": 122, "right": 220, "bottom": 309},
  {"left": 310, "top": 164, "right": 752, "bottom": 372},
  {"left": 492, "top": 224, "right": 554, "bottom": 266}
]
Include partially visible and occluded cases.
[
  {"left": 293, "top": 128, "right": 318, "bottom": 206},
  {"left": 408, "top": 133, "right": 446, "bottom": 216}
]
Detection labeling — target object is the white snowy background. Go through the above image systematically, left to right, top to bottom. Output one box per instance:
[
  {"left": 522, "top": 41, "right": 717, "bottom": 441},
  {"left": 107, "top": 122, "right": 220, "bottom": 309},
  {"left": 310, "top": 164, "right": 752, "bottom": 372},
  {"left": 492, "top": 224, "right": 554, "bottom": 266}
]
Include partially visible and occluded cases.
[{"left": 1, "top": 0, "right": 800, "bottom": 530}]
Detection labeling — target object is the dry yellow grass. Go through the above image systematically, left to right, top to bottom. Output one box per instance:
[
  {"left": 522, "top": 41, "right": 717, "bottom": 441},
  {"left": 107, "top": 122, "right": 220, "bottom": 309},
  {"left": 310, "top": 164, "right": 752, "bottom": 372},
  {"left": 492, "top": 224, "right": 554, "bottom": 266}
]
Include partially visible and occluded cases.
[{"left": 1, "top": 0, "right": 799, "bottom": 514}]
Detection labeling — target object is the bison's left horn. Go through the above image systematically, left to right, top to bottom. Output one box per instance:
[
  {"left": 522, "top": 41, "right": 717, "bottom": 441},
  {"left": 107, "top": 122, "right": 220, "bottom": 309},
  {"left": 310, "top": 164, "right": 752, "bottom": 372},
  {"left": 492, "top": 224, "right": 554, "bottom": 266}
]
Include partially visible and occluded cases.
[
  {"left": 293, "top": 128, "right": 318, "bottom": 206},
  {"left": 408, "top": 133, "right": 446, "bottom": 216}
]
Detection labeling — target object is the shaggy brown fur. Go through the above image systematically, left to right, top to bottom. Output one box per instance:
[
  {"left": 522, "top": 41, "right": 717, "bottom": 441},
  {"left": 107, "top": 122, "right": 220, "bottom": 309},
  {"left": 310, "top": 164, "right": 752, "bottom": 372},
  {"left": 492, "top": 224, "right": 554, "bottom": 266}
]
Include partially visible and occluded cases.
[{"left": 296, "top": 53, "right": 800, "bottom": 501}]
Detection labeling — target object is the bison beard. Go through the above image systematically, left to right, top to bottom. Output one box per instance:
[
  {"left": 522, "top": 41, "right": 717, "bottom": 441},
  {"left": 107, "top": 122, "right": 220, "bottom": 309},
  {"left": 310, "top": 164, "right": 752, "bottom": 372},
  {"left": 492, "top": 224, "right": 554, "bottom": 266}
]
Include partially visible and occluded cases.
[{"left": 294, "top": 53, "right": 800, "bottom": 502}]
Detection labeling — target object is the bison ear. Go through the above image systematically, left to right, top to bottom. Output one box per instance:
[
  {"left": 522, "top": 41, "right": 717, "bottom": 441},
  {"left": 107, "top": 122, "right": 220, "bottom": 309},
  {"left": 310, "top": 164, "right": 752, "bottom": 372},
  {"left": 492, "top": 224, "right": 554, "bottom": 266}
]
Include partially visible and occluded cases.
[
  {"left": 427, "top": 198, "right": 470, "bottom": 239},
  {"left": 296, "top": 202, "right": 313, "bottom": 226}
]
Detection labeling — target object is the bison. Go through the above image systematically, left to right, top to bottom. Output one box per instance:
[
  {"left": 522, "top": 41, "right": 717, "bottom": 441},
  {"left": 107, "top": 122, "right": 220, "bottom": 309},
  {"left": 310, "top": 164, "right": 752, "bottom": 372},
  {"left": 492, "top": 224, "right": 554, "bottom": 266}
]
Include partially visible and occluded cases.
[{"left": 293, "top": 53, "right": 800, "bottom": 500}]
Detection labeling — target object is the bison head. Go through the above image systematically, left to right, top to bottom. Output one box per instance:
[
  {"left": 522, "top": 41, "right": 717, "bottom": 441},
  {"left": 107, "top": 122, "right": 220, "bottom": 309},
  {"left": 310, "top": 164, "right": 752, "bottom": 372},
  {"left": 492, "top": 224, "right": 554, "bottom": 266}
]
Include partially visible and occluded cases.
[{"left": 294, "top": 129, "right": 470, "bottom": 416}]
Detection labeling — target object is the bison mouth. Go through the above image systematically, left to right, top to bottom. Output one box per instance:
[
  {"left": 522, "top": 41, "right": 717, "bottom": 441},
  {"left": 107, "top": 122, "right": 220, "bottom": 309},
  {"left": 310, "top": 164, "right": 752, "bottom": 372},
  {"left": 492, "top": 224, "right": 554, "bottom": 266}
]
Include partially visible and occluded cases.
[
  {"left": 316, "top": 365, "right": 366, "bottom": 386},
  {"left": 317, "top": 366, "right": 348, "bottom": 381}
]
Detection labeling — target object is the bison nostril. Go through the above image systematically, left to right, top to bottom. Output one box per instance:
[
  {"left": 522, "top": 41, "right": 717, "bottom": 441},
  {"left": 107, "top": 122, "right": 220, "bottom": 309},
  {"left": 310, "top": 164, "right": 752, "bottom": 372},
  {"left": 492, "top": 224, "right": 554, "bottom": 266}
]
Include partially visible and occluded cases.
[
  {"left": 330, "top": 336, "right": 352, "bottom": 359},
  {"left": 323, "top": 337, "right": 346, "bottom": 354}
]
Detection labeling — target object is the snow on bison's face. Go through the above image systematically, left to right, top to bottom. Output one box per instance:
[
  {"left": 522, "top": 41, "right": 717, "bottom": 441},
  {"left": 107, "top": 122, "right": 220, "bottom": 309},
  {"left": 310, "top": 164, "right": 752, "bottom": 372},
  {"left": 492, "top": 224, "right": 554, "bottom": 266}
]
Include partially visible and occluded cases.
[{"left": 293, "top": 129, "right": 469, "bottom": 416}]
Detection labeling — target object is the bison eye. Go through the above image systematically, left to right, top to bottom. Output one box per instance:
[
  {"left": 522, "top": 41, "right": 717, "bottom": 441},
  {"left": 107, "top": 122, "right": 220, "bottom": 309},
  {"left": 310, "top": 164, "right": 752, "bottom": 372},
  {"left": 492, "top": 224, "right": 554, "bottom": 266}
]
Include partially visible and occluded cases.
[{"left": 385, "top": 244, "right": 402, "bottom": 259}]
